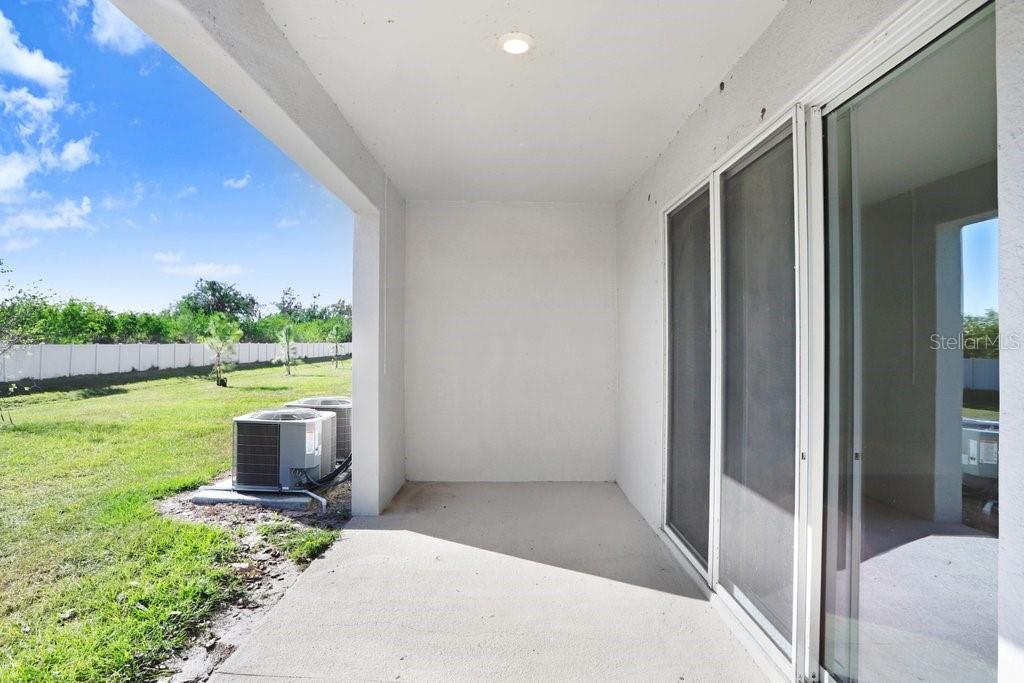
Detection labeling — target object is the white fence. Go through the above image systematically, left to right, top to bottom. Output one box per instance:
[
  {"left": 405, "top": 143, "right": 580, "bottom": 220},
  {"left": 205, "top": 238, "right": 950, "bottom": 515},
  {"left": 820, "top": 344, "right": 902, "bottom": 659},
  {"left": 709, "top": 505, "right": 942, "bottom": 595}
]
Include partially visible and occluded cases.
[
  {"left": 0, "top": 342, "right": 352, "bottom": 383},
  {"left": 964, "top": 358, "right": 999, "bottom": 392}
]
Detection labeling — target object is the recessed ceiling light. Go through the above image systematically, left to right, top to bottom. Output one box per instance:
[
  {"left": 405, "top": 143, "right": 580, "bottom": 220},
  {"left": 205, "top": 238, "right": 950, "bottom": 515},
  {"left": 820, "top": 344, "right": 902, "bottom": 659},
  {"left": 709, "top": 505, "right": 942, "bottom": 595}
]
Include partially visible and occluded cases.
[{"left": 499, "top": 32, "right": 533, "bottom": 55}]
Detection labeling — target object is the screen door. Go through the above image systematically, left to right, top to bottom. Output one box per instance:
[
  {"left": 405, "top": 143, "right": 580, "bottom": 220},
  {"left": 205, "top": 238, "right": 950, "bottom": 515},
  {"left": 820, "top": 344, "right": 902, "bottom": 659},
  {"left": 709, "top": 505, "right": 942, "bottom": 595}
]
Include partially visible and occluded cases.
[
  {"left": 718, "top": 128, "right": 797, "bottom": 655},
  {"left": 667, "top": 188, "right": 712, "bottom": 570}
]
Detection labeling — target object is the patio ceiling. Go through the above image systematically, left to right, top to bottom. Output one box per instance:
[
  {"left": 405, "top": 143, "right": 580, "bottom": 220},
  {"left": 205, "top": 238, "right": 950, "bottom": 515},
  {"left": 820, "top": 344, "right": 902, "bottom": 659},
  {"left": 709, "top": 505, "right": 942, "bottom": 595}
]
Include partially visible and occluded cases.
[{"left": 260, "top": 0, "right": 786, "bottom": 202}]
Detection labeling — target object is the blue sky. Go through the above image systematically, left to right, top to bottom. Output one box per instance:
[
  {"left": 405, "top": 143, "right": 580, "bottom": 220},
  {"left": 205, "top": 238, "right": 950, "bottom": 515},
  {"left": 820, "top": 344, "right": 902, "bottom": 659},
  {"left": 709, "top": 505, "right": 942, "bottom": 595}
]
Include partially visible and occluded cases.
[
  {"left": 0, "top": 0, "right": 353, "bottom": 313},
  {"left": 962, "top": 218, "right": 998, "bottom": 316}
]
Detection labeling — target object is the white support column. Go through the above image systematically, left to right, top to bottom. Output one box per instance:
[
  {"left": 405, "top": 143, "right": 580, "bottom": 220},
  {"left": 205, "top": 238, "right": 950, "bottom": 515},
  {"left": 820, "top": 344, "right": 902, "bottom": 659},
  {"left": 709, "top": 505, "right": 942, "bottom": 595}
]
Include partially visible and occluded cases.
[{"left": 351, "top": 210, "right": 383, "bottom": 515}]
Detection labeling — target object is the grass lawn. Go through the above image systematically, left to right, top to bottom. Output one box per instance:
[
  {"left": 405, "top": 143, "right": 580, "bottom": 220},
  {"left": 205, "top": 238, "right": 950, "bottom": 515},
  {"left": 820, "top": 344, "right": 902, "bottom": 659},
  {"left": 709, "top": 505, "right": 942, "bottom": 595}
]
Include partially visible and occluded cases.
[
  {"left": 0, "top": 360, "right": 351, "bottom": 682},
  {"left": 963, "top": 388, "right": 999, "bottom": 421}
]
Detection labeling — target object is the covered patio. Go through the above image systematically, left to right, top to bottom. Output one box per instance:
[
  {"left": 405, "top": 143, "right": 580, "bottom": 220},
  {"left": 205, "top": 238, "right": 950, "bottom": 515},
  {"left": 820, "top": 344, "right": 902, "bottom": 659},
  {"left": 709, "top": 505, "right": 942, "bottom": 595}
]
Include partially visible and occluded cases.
[
  {"left": 113, "top": 0, "right": 1024, "bottom": 680},
  {"left": 210, "top": 482, "right": 765, "bottom": 681}
]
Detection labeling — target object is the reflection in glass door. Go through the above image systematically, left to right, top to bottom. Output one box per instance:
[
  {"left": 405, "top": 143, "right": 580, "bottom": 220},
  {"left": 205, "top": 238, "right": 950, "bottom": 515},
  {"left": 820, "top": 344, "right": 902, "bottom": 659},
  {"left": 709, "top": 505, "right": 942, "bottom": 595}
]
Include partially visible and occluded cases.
[{"left": 822, "top": 6, "right": 998, "bottom": 681}]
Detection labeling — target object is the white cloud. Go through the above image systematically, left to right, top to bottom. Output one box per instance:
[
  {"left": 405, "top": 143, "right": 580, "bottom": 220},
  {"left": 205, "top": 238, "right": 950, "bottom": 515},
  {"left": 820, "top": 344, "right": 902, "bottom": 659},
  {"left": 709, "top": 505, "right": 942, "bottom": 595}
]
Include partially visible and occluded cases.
[
  {"left": 64, "top": 0, "right": 89, "bottom": 29},
  {"left": 90, "top": 0, "right": 150, "bottom": 55},
  {"left": 0, "top": 10, "right": 93, "bottom": 204},
  {"left": 0, "top": 10, "right": 69, "bottom": 148},
  {"left": 0, "top": 11, "right": 69, "bottom": 93},
  {"left": 138, "top": 59, "right": 159, "bottom": 77},
  {"left": 0, "top": 85, "right": 61, "bottom": 143},
  {"left": 56, "top": 135, "right": 96, "bottom": 171},
  {"left": 0, "top": 152, "right": 40, "bottom": 200},
  {"left": 223, "top": 172, "right": 251, "bottom": 190},
  {"left": 100, "top": 181, "right": 144, "bottom": 210},
  {"left": 174, "top": 185, "right": 197, "bottom": 200},
  {"left": 0, "top": 196, "right": 91, "bottom": 236},
  {"left": 276, "top": 216, "right": 299, "bottom": 228},
  {"left": 2, "top": 235, "right": 39, "bottom": 252},
  {"left": 152, "top": 250, "right": 181, "bottom": 264},
  {"left": 153, "top": 251, "right": 241, "bottom": 278},
  {"left": 160, "top": 261, "right": 242, "bottom": 278}
]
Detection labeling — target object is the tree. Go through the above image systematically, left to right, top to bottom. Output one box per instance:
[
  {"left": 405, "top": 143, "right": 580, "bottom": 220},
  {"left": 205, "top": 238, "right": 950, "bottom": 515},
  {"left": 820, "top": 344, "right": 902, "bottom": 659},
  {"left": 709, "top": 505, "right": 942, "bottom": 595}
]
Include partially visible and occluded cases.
[
  {"left": 0, "top": 260, "right": 48, "bottom": 424},
  {"left": 176, "top": 279, "right": 259, "bottom": 320},
  {"left": 274, "top": 287, "right": 303, "bottom": 318},
  {"left": 325, "top": 298, "right": 352, "bottom": 319},
  {"left": 38, "top": 299, "right": 116, "bottom": 343},
  {"left": 963, "top": 309, "right": 999, "bottom": 359},
  {"left": 199, "top": 313, "right": 243, "bottom": 386},
  {"left": 275, "top": 323, "right": 298, "bottom": 375},
  {"left": 326, "top": 324, "right": 342, "bottom": 368}
]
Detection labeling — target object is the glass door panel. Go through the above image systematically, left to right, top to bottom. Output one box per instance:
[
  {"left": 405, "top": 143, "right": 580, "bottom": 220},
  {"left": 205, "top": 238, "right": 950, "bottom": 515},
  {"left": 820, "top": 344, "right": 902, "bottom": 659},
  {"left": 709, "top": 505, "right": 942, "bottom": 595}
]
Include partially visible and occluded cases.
[{"left": 823, "top": 6, "right": 998, "bottom": 681}]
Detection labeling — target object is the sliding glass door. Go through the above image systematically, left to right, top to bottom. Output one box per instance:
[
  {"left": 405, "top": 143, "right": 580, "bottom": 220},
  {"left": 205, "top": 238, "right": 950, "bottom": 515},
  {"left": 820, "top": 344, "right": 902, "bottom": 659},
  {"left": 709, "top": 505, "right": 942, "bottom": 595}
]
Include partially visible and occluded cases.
[
  {"left": 822, "top": 6, "right": 998, "bottom": 681},
  {"left": 664, "top": 121, "right": 799, "bottom": 663},
  {"left": 719, "top": 128, "right": 797, "bottom": 655},
  {"left": 667, "top": 189, "right": 712, "bottom": 570}
]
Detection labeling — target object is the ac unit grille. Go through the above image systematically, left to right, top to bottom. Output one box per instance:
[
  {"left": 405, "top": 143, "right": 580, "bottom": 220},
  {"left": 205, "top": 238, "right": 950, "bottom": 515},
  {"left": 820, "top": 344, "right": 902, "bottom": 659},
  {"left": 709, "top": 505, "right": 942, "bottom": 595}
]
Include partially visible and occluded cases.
[
  {"left": 337, "top": 408, "right": 351, "bottom": 460},
  {"left": 235, "top": 422, "right": 280, "bottom": 487}
]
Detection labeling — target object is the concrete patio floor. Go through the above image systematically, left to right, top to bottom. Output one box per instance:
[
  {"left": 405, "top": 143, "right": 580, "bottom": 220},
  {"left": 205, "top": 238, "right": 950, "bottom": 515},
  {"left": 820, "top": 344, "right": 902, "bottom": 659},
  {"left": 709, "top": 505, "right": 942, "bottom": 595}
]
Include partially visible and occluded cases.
[{"left": 211, "top": 482, "right": 766, "bottom": 682}]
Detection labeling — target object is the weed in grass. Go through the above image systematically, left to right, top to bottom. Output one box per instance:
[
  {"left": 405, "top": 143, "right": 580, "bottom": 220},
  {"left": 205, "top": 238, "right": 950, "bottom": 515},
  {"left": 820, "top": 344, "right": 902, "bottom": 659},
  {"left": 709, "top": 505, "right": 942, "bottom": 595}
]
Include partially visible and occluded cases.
[{"left": 257, "top": 520, "right": 337, "bottom": 564}]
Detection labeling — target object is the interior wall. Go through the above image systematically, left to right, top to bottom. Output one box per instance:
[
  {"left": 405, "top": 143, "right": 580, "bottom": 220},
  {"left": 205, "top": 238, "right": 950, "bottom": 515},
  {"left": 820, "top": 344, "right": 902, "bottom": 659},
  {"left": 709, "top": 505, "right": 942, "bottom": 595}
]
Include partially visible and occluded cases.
[
  {"left": 614, "top": 0, "right": 905, "bottom": 527},
  {"left": 858, "top": 162, "right": 996, "bottom": 522},
  {"left": 405, "top": 200, "right": 617, "bottom": 482}
]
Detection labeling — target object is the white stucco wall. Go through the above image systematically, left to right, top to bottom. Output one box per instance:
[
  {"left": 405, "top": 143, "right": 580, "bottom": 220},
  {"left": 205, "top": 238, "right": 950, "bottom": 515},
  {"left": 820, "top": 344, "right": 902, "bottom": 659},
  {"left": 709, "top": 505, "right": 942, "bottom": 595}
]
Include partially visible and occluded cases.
[
  {"left": 614, "top": 0, "right": 904, "bottom": 528},
  {"left": 996, "top": 0, "right": 1024, "bottom": 675},
  {"left": 379, "top": 183, "right": 408, "bottom": 508},
  {"left": 351, "top": 189, "right": 408, "bottom": 515},
  {"left": 405, "top": 201, "right": 617, "bottom": 482}
]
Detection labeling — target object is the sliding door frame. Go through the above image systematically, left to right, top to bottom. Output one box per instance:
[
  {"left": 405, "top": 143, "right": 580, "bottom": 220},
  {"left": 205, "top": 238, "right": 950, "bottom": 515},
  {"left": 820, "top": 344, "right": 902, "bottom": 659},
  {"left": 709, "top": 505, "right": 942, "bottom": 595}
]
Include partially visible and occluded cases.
[
  {"left": 658, "top": 1, "right": 991, "bottom": 681},
  {"left": 809, "top": 2, "right": 992, "bottom": 681},
  {"left": 662, "top": 109, "right": 804, "bottom": 679},
  {"left": 713, "top": 111, "right": 804, "bottom": 677},
  {"left": 662, "top": 177, "right": 716, "bottom": 587}
]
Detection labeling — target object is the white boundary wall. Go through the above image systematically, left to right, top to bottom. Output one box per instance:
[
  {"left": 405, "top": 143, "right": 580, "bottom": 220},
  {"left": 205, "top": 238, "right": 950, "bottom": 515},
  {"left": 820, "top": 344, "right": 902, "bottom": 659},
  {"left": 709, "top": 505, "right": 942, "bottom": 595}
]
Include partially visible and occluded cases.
[
  {"left": 0, "top": 342, "right": 352, "bottom": 383},
  {"left": 964, "top": 358, "right": 999, "bottom": 391}
]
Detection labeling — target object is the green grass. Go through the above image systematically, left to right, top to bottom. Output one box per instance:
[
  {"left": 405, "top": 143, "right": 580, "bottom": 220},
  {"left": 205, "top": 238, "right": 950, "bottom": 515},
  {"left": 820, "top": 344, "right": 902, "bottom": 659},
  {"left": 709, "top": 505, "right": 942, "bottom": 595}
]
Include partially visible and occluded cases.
[
  {"left": 0, "top": 360, "right": 351, "bottom": 682},
  {"left": 963, "top": 388, "right": 999, "bottom": 421},
  {"left": 963, "top": 406, "right": 999, "bottom": 420},
  {"left": 256, "top": 521, "right": 337, "bottom": 564}
]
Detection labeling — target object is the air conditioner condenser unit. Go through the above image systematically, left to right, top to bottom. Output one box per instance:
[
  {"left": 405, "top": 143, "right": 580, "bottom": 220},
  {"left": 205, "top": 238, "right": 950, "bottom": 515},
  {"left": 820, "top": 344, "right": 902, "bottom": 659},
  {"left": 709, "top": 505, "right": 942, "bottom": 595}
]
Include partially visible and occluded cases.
[
  {"left": 285, "top": 396, "right": 351, "bottom": 466},
  {"left": 232, "top": 408, "right": 336, "bottom": 491}
]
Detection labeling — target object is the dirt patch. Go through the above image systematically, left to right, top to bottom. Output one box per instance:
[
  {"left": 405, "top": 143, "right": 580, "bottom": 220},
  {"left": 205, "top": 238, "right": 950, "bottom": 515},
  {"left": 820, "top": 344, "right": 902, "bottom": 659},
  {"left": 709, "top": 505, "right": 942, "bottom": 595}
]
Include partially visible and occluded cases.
[{"left": 155, "top": 474, "right": 350, "bottom": 682}]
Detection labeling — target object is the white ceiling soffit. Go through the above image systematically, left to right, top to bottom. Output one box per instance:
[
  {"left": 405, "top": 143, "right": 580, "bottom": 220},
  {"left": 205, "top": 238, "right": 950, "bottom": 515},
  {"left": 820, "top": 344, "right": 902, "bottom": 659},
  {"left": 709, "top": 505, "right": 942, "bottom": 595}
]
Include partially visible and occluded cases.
[{"left": 261, "top": 0, "right": 785, "bottom": 202}]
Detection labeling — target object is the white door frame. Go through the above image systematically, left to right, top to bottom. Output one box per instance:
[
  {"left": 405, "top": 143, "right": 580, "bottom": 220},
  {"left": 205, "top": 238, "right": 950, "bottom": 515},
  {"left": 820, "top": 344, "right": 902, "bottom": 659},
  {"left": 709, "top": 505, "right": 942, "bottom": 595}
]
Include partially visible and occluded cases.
[{"left": 661, "top": 177, "right": 716, "bottom": 587}]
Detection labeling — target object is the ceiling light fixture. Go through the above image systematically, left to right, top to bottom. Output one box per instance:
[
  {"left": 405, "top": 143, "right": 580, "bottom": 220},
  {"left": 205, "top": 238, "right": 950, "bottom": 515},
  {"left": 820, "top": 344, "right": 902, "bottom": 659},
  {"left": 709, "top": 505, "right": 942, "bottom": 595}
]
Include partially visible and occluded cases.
[{"left": 499, "top": 32, "right": 534, "bottom": 55}]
